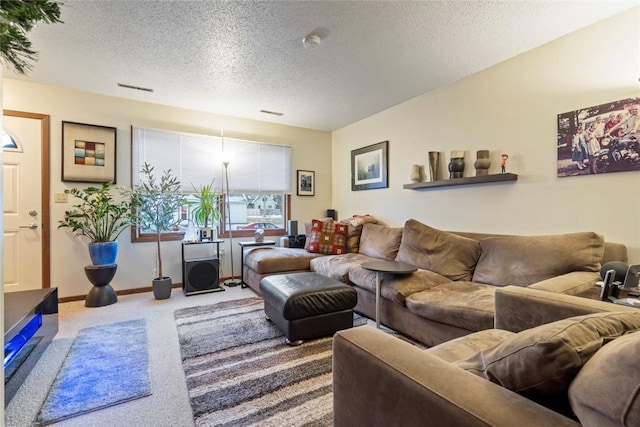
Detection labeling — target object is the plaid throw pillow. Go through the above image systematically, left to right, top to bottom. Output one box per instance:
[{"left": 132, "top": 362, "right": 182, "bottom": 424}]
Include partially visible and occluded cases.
[{"left": 308, "top": 219, "right": 347, "bottom": 255}]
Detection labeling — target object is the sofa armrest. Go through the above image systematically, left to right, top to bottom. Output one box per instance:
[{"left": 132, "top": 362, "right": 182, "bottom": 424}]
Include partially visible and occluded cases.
[
  {"left": 527, "top": 271, "right": 600, "bottom": 295},
  {"left": 495, "top": 285, "right": 637, "bottom": 332},
  {"left": 333, "top": 326, "right": 580, "bottom": 427}
]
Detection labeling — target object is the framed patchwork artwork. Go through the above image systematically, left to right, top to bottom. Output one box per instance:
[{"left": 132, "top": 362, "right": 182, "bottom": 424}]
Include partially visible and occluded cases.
[{"left": 62, "top": 121, "right": 117, "bottom": 183}]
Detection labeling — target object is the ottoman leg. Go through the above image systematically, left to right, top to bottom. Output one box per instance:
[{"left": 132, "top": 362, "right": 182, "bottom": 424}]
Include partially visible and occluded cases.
[{"left": 286, "top": 338, "right": 304, "bottom": 346}]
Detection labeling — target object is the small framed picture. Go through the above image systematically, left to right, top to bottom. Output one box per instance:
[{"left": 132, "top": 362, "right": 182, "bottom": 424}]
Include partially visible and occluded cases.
[
  {"left": 62, "top": 121, "right": 117, "bottom": 183},
  {"left": 351, "top": 140, "right": 389, "bottom": 191},
  {"left": 297, "top": 170, "right": 315, "bottom": 196}
]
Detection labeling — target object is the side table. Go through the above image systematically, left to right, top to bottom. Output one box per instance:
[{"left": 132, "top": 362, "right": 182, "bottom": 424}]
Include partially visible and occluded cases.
[
  {"left": 238, "top": 240, "right": 276, "bottom": 288},
  {"left": 362, "top": 260, "right": 417, "bottom": 329}
]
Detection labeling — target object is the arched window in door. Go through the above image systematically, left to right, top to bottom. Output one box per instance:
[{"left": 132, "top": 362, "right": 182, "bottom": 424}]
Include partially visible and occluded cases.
[{"left": 2, "top": 130, "right": 21, "bottom": 152}]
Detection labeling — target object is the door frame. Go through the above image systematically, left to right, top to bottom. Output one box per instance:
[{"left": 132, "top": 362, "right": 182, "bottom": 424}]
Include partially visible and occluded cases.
[{"left": 4, "top": 110, "right": 51, "bottom": 288}]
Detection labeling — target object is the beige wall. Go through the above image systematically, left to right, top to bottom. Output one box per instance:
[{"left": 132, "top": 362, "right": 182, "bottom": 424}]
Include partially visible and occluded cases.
[
  {"left": 332, "top": 7, "right": 640, "bottom": 263},
  {"left": 4, "top": 8, "right": 639, "bottom": 297},
  {"left": 3, "top": 80, "right": 332, "bottom": 297}
]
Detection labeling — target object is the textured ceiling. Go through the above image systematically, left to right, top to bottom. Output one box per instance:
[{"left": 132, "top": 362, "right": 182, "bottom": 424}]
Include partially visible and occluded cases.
[{"left": 9, "top": 0, "right": 638, "bottom": 131}]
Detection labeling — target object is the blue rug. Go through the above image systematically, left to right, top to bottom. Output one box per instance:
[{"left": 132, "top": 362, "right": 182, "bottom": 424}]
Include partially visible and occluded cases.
[{"left": 35, "top": 319, "right": 152, "bottom": 426}]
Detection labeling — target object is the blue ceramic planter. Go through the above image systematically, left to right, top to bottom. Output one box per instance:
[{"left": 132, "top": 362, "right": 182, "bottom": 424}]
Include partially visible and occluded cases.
[{"left": 88, "top": 241, "right": 118, "bottom": 266}]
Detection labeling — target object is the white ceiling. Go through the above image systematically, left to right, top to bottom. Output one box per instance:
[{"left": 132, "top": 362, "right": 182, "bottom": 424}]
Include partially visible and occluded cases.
[{"left": 8, "top": 0, "right": 638, "bottom": 132}]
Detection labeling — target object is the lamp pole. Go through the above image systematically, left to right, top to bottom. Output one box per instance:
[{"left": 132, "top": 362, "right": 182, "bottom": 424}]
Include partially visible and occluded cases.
[{"left": 223, "top": 160, "right": 240, "bottom": 287}]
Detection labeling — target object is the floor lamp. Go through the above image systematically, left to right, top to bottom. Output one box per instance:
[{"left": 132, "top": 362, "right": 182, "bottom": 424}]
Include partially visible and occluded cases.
[{"left": 223, "top": 159, "right": 241, "bottom": 287}]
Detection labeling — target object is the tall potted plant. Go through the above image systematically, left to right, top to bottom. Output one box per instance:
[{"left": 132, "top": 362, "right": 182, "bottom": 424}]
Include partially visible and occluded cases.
[
  {"left": 129, "top": 163, "right": 186, "bottom": 299},
  {"left": 190, "top": 179, "right": 221, "bottom": 240},
  {"left": 58, "top": 181, "right": 137, "bottom": 265}
]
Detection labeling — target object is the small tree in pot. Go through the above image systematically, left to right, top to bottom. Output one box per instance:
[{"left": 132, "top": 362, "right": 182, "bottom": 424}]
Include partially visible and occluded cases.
[
  {"left": 129, "top": 163, "right": 186, "bottom": 299},
  {"left": 58, "top": 181, "right": 137, "bottom": 265}
]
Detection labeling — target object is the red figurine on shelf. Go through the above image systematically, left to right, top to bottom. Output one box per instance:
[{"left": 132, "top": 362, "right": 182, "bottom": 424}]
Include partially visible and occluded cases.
[{"left": 500, "top": 154, "right": 509, "bottom": 173}]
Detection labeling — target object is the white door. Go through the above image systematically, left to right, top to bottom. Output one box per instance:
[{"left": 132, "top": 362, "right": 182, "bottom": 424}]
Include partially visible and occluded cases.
[{"left": 3, "top": 113, "right": 44, "bottom": 292}]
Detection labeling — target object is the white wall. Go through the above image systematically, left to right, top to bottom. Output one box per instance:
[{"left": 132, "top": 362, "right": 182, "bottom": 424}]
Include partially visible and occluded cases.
[
  {"left": 4, "top": 8, "right": 639, "bottom": 298},
  {"left": 332, "top": 8, "right": 640, "bottom": 263},
  {"left": 3, "top": 80, "right": 332, "bottom": 298}
]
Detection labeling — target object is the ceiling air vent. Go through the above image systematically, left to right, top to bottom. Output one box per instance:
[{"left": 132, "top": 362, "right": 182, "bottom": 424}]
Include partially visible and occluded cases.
[
  {"left": 117, "top": 83, "right": 154, "bottom": 93},
  {"left": 260, "top": 109, "right": 283, "bottom": 117}
]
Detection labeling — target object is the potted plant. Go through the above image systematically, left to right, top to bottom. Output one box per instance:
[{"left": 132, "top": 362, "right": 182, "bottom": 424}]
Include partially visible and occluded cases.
[
  {"left": 0, "top": 1, "right": 62, "bottom": 74},
  {"left": 129, "top": 162, "right": 186, "bottom": 299},
  {"left": 189, "top": 179, "right": 221, "bottom": 240},
  {"left": 58, "top": 181, "right": 137, "bottom": 265}
]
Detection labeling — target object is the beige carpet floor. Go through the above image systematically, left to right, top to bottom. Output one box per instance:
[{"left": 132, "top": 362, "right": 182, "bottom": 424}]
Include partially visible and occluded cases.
[{"left": 5, "top": 285, "right": 258, "bottom": 427}]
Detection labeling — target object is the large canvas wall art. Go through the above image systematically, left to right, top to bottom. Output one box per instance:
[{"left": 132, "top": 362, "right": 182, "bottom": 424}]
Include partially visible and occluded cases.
[{"left": 557, "top": 97, "right": 640, "bottom": 177}]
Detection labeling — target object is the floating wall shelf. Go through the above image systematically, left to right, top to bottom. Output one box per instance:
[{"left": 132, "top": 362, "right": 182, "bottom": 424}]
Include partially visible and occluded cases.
[{"left": 403, "top": 173, "right": 518, "bottom": 190}]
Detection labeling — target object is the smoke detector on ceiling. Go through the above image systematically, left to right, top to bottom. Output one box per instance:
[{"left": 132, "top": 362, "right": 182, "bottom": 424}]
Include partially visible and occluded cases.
[{"left": 302, "top": 33, "right": 321, "bottom": 49}]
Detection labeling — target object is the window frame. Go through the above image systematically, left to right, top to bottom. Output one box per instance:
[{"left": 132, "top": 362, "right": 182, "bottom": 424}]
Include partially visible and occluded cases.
[
  {"left": 130, "top": 126, "right": 292, "bottom": 243},
  {"left": 130, "top": 193, "right": 290, "bottom": 242}
]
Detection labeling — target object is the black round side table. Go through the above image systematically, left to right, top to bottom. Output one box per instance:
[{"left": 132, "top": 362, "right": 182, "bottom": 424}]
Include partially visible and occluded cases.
[
  {"left": 362, "top": 261, "right": 416, "bottom": 329},
  {"left": 84, "top": 264, "right": 118, "bottom": 307}
]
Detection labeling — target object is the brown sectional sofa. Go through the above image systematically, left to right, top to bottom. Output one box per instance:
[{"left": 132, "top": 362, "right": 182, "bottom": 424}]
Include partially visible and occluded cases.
[
  {"left": 243, "top": 217, "right": 627, "bottom": 347},
  {"left": 333, "top": 286, "right": 640, "bottom": 426}
]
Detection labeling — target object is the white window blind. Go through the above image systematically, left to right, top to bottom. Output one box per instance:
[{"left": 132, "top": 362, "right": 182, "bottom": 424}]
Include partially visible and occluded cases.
[{"left": 131, "top": 127, "right": 291, "bottom": 193}]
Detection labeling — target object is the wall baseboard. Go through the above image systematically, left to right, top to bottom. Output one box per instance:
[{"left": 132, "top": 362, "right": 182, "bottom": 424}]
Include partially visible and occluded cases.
[
  {"left": 56, "top": 275, "right": 236, "bottom": 303},
  {"left": 58, "top": 282, "right": 183, "bottom": 303}
]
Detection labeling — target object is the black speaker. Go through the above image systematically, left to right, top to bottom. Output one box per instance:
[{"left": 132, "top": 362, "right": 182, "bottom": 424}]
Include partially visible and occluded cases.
[
  {"left": 326, "top": 209, "right": 337, "bottom": 220},
  {"left": 183, "top": 258, "right": 221, "bottom": 296}
]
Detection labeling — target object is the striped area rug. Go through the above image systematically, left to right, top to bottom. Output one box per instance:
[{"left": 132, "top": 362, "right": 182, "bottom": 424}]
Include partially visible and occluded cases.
[{"left": 174, "top": 297, "right": 366, "bottom": 427}]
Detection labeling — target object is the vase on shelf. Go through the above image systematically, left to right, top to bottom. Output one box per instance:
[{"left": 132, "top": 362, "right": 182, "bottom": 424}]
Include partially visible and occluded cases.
[
  {"left": 448, "top": 150, "right": 465, "bottom": 179},
  {"left": 474, "top": 150, "right": 491, "bottom": 176},
  {"left": 428, "top": 152, "right": 440, "bottom": 181},
  {"left": 410, "top": 164, "right": 421, "bottom": 183}
]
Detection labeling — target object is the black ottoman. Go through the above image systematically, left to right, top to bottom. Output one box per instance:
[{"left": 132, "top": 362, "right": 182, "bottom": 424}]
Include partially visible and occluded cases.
[{"left": 259, "top": 272, "right": 358, "bottom": 345}]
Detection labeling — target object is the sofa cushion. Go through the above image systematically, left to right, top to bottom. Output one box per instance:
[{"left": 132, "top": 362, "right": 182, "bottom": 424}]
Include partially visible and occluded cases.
[
  {"left": 340, "top": 215, "right": 378, "bottom": 253},
  {"left": 304, "top": 217, "right": 332, "bottom": 250},
  {"left": 307, "top": 219, "right": 348, "bottom": 255},
  {"left": 395, "top": 219, "right": 481, "bottom": 282},
  {"left": 342, "top": 222, "right": 363, "bottom": 253},
  {"left": 358, "top": 223, "right": 403, "bottom": 261},
  {"left": 472, "top": 232, "right": 605, "bottom": 287},
  {"left": 244, "top": 247, "right": 323, "bottom": 274},
  {"left": 310, "top": 253, "right": 374, "bottom": 283},
  {"left": 349, "top": 266, "right": 450, "bottom": 306},
  {"left": 405, "top": 281, "right": 496, "bottom": 331},
  {"left": 454, "top": 311, "right": 640, "bottom": 414},
  {"left": 427, "top": 329, "right": 515, "bottom": 363},
  {"left": 569, "top": 331, "right": 640, "bottom": 427}
]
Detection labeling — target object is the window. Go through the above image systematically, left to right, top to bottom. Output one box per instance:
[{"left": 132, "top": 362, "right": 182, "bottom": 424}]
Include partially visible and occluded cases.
[
  {"left": 131, "top": 126, "right": 291, "bottom": 242},
  {"left": 2, "top": 130, "right": 20, "bottom": 152},
  {"left": 221, "top": 193, "right": 291, "bottom": 237}
]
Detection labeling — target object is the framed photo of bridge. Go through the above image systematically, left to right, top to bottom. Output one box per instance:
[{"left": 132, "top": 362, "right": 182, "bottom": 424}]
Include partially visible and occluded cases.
[{"left": 351, "top": 140, "right": 388, "bottom": 191}]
